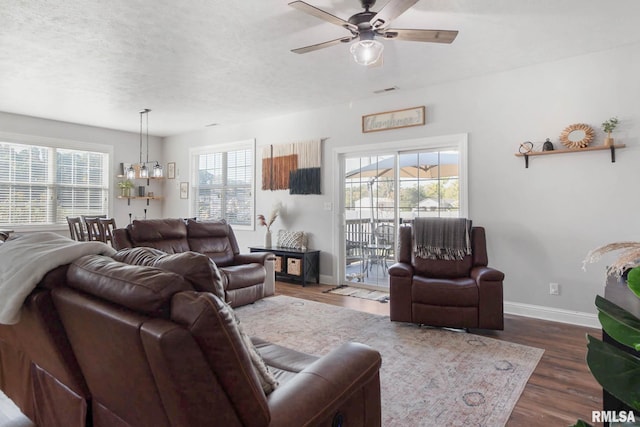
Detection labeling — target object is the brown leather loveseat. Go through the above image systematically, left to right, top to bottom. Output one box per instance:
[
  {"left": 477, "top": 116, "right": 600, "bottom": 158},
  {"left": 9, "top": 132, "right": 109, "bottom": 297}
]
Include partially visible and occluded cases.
[
  {"left": 113, "top": 218, "right": 275, "bottom": 307},
  {"left": 0, "top": 245, "right": 382, "bottom": 426}
]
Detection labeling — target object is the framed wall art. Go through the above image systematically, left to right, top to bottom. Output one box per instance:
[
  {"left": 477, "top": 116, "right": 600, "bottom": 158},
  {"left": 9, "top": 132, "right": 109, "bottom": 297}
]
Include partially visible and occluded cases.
[
  {"left": 167, "top": 162, "right": 176, "bottom": 179},
  {"left": 180, "top": 182, "right": 189, "bottom": 199}
]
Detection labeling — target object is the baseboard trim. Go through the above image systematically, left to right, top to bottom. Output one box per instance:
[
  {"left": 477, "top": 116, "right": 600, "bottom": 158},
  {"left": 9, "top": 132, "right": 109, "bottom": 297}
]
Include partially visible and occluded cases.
[{"left": 504, "top": 301, "right": 599, "bottom": 329}]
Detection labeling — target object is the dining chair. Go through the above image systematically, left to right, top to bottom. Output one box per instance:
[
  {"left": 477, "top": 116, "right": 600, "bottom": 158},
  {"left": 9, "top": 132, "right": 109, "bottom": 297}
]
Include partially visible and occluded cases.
[
  {"left": 66, "top": 217, "right": 86, "bottom": 241},
  {"left": 84, "top": 217, "right": 104, "bottom": 242},
  {"left": 99, "top": 218, "right": 117, "bottom": 246}
]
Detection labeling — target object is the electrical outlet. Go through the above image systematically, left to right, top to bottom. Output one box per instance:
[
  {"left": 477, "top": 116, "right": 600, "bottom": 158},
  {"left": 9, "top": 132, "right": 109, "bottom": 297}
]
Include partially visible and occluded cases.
[
  {"left": 323, "top": 202, "right": 333, "bottom": 211},
  {"left": 549, "top": 282, "right": 560, "bottom": 295}
]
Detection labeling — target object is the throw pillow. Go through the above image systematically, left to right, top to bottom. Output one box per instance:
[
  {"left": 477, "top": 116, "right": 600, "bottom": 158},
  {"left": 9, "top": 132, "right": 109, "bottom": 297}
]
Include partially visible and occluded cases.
[{"left": 277, "top": 230, "right": 306, "bottom": 249}]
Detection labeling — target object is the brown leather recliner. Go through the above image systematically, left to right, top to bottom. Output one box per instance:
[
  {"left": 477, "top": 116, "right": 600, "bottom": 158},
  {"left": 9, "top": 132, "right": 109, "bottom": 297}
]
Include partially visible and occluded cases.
[
  {"left": 113, "top": 218, "right": 275, "bottom": 307},
  {"left": 389, "top": 225, "right": 504, "bottom": 330},
  {"left": 51, "top": 254, "right": 382, "bottom": 427}
]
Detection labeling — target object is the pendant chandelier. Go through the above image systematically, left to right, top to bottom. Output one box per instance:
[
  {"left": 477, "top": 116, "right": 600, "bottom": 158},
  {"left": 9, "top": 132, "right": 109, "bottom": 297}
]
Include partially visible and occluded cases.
[{"left": 126, "top": 109, "right": 163, "bottom": 179}]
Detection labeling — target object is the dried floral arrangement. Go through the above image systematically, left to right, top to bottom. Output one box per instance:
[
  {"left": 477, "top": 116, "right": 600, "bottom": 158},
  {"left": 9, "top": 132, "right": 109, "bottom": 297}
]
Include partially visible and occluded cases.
[
  {"left": 257, "top": 202, "right": 282, "bottom": 232},
  {"left": 583, "top": 241, "right": 640, "bottom": 278}
]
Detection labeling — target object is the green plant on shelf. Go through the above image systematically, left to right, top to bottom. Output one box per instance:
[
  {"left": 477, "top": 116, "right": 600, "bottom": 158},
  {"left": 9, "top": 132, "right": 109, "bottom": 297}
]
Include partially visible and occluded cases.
[
  {"left": 601, "top": 117, "right": 619, "bottom": 135},
  {"left": 117, "top": 180, "right": 135, "bottom": 197}
]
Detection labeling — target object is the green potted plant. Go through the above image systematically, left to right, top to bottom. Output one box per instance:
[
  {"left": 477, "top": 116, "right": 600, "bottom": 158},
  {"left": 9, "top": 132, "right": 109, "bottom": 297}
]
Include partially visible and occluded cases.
[
  {"left": 601, "top": 117, "right": 619, "bottom": 148},
  {"left": 117, "top": 180, "right": 135, "bottom": 197},
  {"left": 575, "top": 243, "right": 640, "bottom": 426}
]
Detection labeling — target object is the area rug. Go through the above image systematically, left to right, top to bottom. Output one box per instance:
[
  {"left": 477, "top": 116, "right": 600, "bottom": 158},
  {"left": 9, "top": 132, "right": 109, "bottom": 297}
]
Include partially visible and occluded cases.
[
  {"left": 324, "top": 285, "right": 390, "bottom": 303},
  {"left": 235, "top": 295, "right": 544, "bottom": 427}
]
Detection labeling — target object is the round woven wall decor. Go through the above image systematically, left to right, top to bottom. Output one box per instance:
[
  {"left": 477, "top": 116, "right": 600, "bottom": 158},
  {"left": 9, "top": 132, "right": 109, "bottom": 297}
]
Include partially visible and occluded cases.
[{"left": 559, "top": 123, "right": 595, "bottom": 149}]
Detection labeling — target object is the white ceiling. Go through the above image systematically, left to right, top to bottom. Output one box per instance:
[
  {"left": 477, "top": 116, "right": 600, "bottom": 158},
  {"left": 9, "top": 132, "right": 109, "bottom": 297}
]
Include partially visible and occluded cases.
[{"left": 1, "top": 0, "right": 639, "bottom": 137}]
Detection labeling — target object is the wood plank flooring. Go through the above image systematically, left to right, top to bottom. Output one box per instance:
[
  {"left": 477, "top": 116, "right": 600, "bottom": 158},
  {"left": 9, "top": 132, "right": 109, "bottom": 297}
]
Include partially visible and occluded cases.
[{"left": 275, "top": 281, "right": 603, "bottom": 427}]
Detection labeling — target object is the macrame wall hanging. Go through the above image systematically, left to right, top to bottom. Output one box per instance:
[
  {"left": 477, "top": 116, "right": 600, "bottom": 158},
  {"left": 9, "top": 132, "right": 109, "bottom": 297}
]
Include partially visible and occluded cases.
[{"left": 262, "top": 139, "right": 323, "bottom": 194}]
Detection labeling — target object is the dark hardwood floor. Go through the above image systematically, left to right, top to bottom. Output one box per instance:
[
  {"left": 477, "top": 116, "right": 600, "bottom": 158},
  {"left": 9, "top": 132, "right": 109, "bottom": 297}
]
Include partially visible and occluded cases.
[{"left": 275, "top": 281, "right": 603, "bottom": 427}]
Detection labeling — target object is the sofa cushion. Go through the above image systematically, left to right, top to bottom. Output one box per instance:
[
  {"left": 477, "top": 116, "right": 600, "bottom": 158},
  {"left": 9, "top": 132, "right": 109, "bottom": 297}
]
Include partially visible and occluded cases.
[
  {"left": 128, "top": 219, "right": 190, "bottom": 253},
  {"left": 186, "top": 220, "right": 236, "bottom": 266},
  {"left": 113, "top": 247, "right": 225, "bottom": 300},
  {"left": 66, "top": 255, "right": 191, "bottom": 317},
  {"left": 220, "top": 264, "right": 265, "bottom": 291},
  {"left": 412, "top": 276, "right": 478, "bottom": 307}
]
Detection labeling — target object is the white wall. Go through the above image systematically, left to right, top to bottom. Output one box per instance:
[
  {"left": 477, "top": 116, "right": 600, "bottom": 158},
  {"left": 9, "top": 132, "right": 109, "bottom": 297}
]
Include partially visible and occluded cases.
[
  {"left": 164, "top": 42, "right": 640, "bottom": 317},
  {"left": 0, "top": 112, "right": 164, "bottom": 232}
]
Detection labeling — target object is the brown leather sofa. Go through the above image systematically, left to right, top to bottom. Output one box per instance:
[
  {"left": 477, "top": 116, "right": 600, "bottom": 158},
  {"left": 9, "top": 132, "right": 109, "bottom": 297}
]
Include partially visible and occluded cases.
[
  {"left": 113, "top": 218, "right": 275, "bottom": 307},
  {"left": 389, "top": 225, "right": 504, "bottom": 330},
  {"left": 0, "top": 244, "right": 382, "bottom": 426}
]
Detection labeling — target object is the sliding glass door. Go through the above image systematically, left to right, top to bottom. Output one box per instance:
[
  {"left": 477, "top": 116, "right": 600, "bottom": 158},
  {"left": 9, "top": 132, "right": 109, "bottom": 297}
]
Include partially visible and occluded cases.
[{"left": 342, "top": 147, "right": 461, "bottom": 289}]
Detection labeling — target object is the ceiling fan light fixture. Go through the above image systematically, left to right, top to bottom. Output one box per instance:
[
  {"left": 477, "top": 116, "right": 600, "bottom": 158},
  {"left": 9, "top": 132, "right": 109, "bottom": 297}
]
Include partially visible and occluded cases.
[{"left": 350, "top": 39, "right": 384, "bottom": 66}]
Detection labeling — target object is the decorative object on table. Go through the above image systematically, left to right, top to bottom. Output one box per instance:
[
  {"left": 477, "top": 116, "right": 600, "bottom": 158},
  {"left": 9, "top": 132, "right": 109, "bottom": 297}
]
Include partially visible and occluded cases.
[
  {"left": 361, "top": 106, "right": 426, "bottom": 133},
  {"left": 601, "top": 117, "right": 619, "bottom": 148},
  {"left": 559, "top": 123, "right": 595, "bottom": 149},
  {"left": 542, "top": 138, "right": 554, "bottom": 151},
  {"left": 261, "top": 139, "right": 323, "bottom": 194},
  {"left": 518, "top": 141, "right": 533, "bottom": 154},
  {"left": 167, "top": 162, "right": 176, "bottom": 179},
  {"left": 117, "top": 180, "right": 135, "bottom": 197},
  {"left": 179, "top": 182, "right": 189, "bottom": 199},
  {"left": 257, "top": 202, "right": 281, "bottom": 248},
  {"left": 277, "top": 230, "right": 306, "bottom": 250},
  {"left": 579, "top": 241, "right": 640, "bottom": 425}
]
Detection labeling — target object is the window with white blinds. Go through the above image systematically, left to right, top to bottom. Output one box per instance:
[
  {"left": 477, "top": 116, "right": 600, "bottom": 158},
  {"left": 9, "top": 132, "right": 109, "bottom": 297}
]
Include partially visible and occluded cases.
[
  {"left": 0, "top": 141, "right": 109, "bottom": 227},
  {"left": 193, "top": 141, "right": 254, "bottom": 228}
]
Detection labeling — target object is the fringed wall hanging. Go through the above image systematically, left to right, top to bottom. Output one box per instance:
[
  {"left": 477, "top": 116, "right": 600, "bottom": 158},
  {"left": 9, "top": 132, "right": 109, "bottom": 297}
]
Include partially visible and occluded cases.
[{"left": 262, "top": 139, "right": 323, "bottom": 194}]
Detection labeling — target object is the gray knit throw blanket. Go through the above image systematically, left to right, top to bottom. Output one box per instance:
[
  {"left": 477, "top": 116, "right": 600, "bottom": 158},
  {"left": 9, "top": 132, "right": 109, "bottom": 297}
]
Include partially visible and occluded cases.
[{"left": 414, "top": 218, "right": 471, "bottom": 260}]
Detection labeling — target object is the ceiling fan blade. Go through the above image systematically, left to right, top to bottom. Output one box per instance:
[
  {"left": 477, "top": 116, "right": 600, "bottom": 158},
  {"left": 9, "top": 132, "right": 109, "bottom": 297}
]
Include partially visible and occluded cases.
[
  {"left": 370, "top": 0, "right": 419, "bottom": 28},
  {"left": 289, "top": 1, "right": 358, "bottom": 32},
  {"left": 379, "top": 28, "right": 458, "bottom": 43},
  {"left": 291, "top": 36, "right": 355, "bottom": 54}
]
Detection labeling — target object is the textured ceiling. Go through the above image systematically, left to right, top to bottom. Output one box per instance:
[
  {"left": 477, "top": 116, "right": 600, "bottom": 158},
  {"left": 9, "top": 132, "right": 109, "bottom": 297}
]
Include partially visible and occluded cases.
[{"left": 1, "top": 0, "right": 639, "bottom": 136}]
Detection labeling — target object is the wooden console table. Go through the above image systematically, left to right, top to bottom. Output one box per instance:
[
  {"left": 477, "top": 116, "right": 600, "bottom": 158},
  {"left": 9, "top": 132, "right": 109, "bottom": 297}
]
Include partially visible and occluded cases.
[{"left": 249, "top": 246, "right": 320, "bottom": 287}]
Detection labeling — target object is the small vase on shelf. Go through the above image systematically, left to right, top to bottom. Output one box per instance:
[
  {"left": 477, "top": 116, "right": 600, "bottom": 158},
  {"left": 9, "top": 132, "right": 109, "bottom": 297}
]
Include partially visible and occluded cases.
[
  {"left": 604, "top": 134, "right": 614, "bottom": 148},
  {"left": 264, "top": 230, "right": 272, "bottom": 248}
]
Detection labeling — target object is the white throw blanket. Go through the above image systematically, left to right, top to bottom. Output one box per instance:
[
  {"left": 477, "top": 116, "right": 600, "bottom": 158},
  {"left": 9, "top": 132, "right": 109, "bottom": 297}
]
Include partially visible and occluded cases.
[{"left": 0, "top": 232, "right": 116, "bottom": 324}]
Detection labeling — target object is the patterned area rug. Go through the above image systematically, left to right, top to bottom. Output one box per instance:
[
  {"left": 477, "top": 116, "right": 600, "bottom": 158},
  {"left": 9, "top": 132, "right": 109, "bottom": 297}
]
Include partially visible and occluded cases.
[
  {"left": 324, "top": 285, "right": 390, "bottom": 302},
  {"left": 236, "top": 295, "right": 544, "bottom": 427}
]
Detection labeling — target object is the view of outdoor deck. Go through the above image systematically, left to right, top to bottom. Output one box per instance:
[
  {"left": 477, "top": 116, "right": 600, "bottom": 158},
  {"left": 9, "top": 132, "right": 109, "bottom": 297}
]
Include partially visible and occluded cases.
[{"left": 343, "top": 150, "right": 461, "bottom": 289}]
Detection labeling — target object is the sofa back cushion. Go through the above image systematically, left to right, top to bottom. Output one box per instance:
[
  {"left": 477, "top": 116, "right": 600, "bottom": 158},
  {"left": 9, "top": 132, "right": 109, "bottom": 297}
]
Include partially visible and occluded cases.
[
  {"left": 128, "top": 219, "right": 190, "bottom": 253},
  {"left": 186, "top": 219, "right": 239, "bottom": 267},
  {"left": 405, "top": 226, "right": 487, "bottom": 279},
  {"left": 113, "top": 247, "right": 225, "bottom": 300},
  {"left": 66, "top": 255, "right": 191, "bottom": 318},
  {"left": 170, "top": 291, "right": 270, "bottom": 427}
]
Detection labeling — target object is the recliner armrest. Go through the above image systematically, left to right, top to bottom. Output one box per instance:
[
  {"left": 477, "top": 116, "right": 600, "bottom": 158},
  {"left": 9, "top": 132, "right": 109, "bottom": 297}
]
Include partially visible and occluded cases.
[
  {"left": 234, "top": 252, "right": 275, "bottom": 266},
  {"left": 388, "top": 262, "right": 413, "bottom": 277},
  {"left": 470, "top": 266, "right": 505, "bottom": 283},
  {"left": 268, "top": 341, "right": 381, "bottom": 427}
]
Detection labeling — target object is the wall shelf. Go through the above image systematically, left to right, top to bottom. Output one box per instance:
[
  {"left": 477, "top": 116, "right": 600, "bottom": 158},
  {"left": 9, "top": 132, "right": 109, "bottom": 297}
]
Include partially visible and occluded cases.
[
  {"left": 515, "top": 144, "right": 625, "bottom": 168},
  {"left": 116, "top": 196, "right": 163, "bottom": 206}
]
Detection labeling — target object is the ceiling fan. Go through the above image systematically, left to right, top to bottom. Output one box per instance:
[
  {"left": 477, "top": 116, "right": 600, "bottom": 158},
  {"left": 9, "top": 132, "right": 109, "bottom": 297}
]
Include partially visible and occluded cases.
[{"left": 289, "top": 0, "right": 458, "bottom": 65}]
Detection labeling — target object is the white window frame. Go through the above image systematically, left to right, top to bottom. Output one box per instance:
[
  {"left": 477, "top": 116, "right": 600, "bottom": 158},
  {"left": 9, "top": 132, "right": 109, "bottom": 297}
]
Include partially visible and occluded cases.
[
  {"left": 0, "top": 131, "right": 113, "bottom": 232},
  {"left": 189, "top": 139, "right": 256, "bottom": 230}
]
